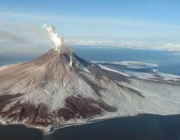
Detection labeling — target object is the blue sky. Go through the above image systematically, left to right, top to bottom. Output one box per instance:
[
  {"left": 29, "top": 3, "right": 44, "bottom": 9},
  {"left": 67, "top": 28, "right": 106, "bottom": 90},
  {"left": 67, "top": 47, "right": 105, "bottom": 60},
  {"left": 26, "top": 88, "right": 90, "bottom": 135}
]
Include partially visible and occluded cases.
[
  {"left": 0, "top": 0, "right": 180, "bottom": 52},
  {"left": 1, "top": 0, "right": 179, "bottom": 23}
]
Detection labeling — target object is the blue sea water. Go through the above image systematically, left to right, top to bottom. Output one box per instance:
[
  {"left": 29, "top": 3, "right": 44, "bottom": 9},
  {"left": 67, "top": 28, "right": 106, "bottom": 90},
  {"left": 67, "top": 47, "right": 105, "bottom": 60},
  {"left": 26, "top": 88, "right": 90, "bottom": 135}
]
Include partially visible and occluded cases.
[
  {"left": 71, "top": 46, "right": 180, "bottom": 76},
  {"left": 1, "top": 114, "right": 180, "bottom": 140}
]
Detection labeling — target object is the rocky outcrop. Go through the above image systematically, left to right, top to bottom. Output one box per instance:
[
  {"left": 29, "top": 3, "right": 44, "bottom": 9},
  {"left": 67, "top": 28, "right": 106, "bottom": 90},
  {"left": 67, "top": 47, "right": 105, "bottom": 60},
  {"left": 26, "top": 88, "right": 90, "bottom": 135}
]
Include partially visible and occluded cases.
[{"left": 0, "top": 93, "right": 116, "bottom": 130}]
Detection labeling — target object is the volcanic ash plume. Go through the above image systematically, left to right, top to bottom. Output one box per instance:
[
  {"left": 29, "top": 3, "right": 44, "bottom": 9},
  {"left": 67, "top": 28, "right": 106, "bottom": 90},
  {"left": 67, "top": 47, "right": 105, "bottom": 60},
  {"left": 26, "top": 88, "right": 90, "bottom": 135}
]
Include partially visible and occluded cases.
[{"left": 43, "top": 24, "right": 64, "bottom": 52}]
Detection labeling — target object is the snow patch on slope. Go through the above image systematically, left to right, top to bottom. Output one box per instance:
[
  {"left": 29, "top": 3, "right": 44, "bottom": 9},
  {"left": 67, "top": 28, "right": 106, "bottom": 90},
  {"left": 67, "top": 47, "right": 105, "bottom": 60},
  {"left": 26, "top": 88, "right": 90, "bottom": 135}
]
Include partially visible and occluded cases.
[
  {"left": 93, "top": 61, "right": 158, "bottom": 70},
  {"left": 96, "top": 61, "right": 180, "bottom": 82},
  {"left": 116, "top": 61, "right": 158, "bottom": 69},
  {"left": 99, "top": 64, "right": 129, "bottom": 77},
  {"left": 21, "top": 72, "right": 100, "bottom": 110},
  {"left": 95, "top": 78, "right": 180, "bottom": 118}
]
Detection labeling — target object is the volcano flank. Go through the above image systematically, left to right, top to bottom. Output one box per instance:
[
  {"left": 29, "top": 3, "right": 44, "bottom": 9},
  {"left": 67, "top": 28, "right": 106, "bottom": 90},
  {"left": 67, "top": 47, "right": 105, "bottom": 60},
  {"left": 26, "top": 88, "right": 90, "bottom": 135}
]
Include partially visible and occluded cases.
[{"left": 0, "top": 25, "right": 180, "bottom": 133}]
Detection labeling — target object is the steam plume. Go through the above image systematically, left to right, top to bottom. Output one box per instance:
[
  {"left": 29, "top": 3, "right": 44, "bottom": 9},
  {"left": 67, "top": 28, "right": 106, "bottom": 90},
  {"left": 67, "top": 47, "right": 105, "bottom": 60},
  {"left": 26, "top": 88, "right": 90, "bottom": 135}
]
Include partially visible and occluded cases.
[{"left": 43, "top": 24, "right": 64, "bottom": 52}]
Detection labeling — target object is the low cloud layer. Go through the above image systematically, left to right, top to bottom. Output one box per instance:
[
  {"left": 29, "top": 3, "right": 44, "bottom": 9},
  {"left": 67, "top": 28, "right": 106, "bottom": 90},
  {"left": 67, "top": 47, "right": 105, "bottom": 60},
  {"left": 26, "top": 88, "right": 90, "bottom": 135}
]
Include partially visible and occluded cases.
[
  {"left": 0, "top": 22, "right": 180, "bottom": 55},
  {"left": 0, "top": 23, "right": 52, "bottom": 55},
  {"left": 65, "top": 39, "right": 180, "bottom": 52},
  {"left": 155, "top": 43, "right": 180, "bottom": 52}
]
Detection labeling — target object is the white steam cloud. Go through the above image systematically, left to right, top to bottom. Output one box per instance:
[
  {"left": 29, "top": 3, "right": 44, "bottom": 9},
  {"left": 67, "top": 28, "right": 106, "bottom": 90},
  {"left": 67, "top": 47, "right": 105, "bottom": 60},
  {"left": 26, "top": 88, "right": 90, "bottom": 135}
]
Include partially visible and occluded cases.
[{"left": 43, "top": 24, "right": 64, "bottom": 52}]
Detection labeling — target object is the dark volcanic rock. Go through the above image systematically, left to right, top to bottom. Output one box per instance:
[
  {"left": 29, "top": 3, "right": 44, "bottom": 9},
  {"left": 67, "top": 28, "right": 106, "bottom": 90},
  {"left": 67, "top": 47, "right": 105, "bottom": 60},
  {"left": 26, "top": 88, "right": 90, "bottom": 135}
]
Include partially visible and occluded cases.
[
  {"left": 0, "top": 93, "right": 116, "bottom": 129},
  {"left": 0, "top": 94, "right": 22, "bottom": 111},
  {"left": 64, "top": 96, "right": 117, "bottom": 119},
  {"left": 65, "top": 96, "right": 102, "bottom": 119},
  {"left": 0, "top": 99, "right": 52, "bottom": 126},
  {"left": 58, "top": 108, "right": 75, "bottom": 120}
]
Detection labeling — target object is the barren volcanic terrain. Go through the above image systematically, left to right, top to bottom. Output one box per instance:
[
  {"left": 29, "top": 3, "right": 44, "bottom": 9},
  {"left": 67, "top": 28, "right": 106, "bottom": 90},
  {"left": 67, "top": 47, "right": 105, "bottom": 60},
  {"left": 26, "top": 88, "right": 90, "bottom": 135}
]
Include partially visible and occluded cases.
[{"left": 0, "top": 25, "right": 180, "bottom": 133}]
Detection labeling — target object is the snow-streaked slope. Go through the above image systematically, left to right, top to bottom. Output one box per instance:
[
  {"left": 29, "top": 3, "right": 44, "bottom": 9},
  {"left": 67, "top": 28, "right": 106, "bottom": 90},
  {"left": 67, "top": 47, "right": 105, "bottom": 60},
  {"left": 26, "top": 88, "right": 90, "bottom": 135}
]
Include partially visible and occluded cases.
[
  {"left": 0, "top": 25, "right": 180, "bottom": 133},
  {"left": 0, "top": 48, "right": 180, "bottom": 133},
  {"left": 95, "top": 60, "right": 180, "bottom": 83}
]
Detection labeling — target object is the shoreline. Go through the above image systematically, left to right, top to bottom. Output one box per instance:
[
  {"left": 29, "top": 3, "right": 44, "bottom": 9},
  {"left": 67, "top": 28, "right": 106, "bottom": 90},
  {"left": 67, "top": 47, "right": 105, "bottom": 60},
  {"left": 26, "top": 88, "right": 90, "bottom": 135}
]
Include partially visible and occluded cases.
[{"left": 1, "top": 113, "right": 180, "bottom": 134}]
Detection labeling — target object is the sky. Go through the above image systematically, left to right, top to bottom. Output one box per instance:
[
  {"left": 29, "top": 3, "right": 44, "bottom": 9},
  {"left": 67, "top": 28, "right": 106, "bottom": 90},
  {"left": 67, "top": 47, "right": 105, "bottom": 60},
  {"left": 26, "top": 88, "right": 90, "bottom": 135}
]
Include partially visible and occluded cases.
[{"left": 0, "top": 0, "right": 180, "bottom": 53}]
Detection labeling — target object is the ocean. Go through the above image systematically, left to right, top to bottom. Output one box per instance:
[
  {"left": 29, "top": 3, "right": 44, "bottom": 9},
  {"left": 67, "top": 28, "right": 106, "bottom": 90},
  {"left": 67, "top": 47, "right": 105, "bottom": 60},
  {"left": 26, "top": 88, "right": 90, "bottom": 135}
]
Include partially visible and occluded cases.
[
  {"left": 0, "top": 46, "right": 180, "bottom": 140},
  {"left": 1, "top": 46, "right": 180, "bottom": 76},
  {"left": 72, "top": 46, "right": 180, "bottom": 76},
  {"left": 1, "top": 114, "right": 180, "bottom": 140}
]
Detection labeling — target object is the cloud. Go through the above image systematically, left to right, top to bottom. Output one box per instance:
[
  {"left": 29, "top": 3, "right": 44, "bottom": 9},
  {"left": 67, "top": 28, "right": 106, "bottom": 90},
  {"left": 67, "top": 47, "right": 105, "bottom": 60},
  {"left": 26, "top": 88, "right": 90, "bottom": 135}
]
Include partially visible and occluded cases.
[
  {"left": 0, "top": 13, "right": 180, "bottom": 54},
  {"left": 1, "top": 21, "right": 179, "bottom": 54},
  {"left": 0, "top": 22, "right": 52, "bottom": 54},
  {"left": 0, "top": 29, "right": 27, "bottom": 43},
  {"left": 65, "top": 38, "right": 180, "bottom": 52},
  {"left": 65, "top": 39, "right": 146, "bottom": 48},
  {"left": 65, "top": 39, "right": 114, "bottom": 46},
  {"left": 156, "top": 43, "right": 180, "bottom": 51}
]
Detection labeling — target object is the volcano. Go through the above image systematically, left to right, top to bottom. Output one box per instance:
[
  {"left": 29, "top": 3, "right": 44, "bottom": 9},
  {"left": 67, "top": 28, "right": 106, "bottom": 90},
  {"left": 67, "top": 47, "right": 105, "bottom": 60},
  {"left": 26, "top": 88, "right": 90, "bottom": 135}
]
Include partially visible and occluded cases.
[{"left": 0, "top": 25, "right": 180, "bottom": 132}]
